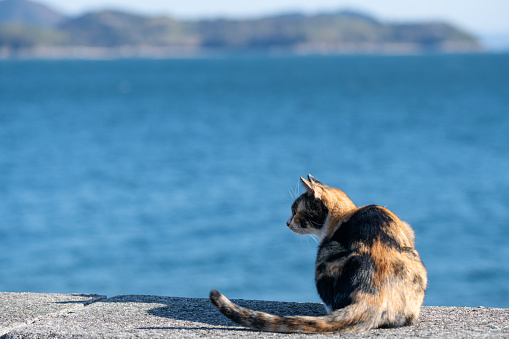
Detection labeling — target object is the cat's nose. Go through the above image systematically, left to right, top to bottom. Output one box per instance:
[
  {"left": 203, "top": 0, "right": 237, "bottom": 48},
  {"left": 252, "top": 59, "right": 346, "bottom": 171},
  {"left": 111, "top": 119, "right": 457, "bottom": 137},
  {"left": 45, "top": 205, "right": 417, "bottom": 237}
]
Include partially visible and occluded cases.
[{"left": 286, "top": 217, "right": 292, "bottom": 227}]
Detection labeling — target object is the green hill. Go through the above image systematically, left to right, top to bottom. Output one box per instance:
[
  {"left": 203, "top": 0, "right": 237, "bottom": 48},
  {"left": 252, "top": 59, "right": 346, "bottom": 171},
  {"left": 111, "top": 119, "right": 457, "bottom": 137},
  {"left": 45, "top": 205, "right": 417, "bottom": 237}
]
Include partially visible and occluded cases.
[
  {"left": 0, "top": 0, "right": 483, "bottom": 57},
  {"left": 59, "top": 9, "right": 480, "bottom": 51},
  {"left": 60, "top": 10, "right": 197, "bottom": 47}
]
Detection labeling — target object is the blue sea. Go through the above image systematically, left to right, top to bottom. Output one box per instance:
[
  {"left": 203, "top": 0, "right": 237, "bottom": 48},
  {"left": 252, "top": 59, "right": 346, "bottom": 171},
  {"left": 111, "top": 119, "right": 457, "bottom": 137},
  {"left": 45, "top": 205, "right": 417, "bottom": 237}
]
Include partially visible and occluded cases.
[{"left": 1, "top": 54, "right": 508, "bottom": 308}]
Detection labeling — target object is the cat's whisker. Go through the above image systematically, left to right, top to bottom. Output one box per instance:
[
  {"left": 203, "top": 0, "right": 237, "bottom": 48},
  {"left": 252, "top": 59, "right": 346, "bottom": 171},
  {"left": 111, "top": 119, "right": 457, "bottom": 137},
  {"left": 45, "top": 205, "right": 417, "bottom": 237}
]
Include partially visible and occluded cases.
[
  {"left": 288, "top": 186, "right": 296, "bottom": 199},
  {"left": 309, "top": 234, "right": 319, "bottom": 244},
  {"left": 304, "top": 236, "right": 310, "bottom": 247}
]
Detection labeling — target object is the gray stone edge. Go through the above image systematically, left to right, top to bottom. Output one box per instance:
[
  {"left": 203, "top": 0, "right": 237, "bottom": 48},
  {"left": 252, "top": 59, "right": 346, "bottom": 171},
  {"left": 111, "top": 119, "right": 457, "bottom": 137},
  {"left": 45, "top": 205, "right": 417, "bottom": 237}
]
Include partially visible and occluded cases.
[
  {"left": 1, "top": 293, "right": 508, "bottom": 338},
  {"left": 0, "top": 294, "right": 107, "bottom": 338}
]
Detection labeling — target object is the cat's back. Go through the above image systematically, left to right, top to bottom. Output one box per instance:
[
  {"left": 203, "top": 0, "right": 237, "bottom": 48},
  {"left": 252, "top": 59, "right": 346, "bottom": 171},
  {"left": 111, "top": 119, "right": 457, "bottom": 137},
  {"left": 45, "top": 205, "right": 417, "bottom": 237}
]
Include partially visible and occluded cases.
[{"left": 328, "top": 204, "right": 414, "bottom": 250}]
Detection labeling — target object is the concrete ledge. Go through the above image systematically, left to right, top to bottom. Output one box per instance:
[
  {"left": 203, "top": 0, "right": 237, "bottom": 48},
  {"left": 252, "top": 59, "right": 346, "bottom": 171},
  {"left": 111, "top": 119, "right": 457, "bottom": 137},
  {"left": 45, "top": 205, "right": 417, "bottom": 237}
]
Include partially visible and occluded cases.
[{"left": 1, "top": 293, "right": 508, "bottom": 338}]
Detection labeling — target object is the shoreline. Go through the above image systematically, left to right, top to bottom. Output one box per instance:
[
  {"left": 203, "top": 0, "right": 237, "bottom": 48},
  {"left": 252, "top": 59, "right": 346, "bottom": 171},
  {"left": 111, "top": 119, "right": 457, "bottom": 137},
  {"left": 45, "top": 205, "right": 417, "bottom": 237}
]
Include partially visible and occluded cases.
[{"left": 0, "top": 44, "right": 486, "bottom": 60}]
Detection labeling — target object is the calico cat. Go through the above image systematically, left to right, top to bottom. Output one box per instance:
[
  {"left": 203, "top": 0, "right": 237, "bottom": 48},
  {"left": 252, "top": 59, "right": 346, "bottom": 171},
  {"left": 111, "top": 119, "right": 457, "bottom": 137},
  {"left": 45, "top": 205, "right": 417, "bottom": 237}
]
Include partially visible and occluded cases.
[{"left": 210, "top": 175, "right": 427, "bottom": 333}]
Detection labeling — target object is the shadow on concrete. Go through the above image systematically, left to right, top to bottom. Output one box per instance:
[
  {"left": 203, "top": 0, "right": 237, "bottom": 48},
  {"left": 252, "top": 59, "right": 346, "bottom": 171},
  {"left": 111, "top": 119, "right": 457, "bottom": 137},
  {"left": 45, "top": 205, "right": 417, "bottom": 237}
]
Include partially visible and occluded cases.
[
  {"left": 53, "top": 294, "right": 107, "bottom": 306},
  {"left": 95, "top": 295, "right": 325, "bottom": 330},
  {"left": 146, "top": 296, "right": 325, "bottom": 328}
]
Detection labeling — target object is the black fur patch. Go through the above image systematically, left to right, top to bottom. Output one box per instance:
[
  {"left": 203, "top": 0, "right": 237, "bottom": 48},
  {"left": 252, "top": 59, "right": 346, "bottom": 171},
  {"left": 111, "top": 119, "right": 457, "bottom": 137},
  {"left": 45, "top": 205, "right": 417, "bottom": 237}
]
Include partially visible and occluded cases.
[
  {"left": 304, "top": 194, "right": 328, "bottom": 229},
  {"left": 330, "top": 205, "right": 401, "bottom": 250},
  {"left": 316, "top": 254, "right": 377, "bottom": 310},
  {"left": 315, "top": 262, "right": 326, "bottom": 273},
  {"left": 248, "top": 313, "right": 265, "bottom": 330},
  {"left": 304, "top": 320, "right": 317, "bottom": 327}
]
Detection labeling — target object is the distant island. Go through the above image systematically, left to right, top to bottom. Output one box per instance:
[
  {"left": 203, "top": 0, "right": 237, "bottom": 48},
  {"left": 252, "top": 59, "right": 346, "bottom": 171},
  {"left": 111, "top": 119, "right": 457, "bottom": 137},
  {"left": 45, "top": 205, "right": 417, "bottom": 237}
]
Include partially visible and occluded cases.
[{"left": 0, "top": 0, "right": 483, "bottom": 59}]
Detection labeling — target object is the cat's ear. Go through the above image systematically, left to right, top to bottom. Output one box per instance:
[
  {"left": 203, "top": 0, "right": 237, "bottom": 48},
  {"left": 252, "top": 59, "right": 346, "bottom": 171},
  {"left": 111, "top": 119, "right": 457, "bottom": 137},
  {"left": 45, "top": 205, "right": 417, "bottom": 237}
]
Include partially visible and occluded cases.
[
  {"left": 307, "top": 174, "right": 323, "bottom": 185},
  {"left": 300, "top": 177, "right": 321, "bottom": 199},
  {"left": 300, "top": 177, "right": 314, "bottom": 193}
]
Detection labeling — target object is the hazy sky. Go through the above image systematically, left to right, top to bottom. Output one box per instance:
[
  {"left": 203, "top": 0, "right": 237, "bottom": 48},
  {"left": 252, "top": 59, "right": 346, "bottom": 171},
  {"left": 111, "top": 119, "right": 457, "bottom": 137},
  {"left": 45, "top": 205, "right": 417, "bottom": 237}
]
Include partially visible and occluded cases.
[{"left": 43, "top": 0, "right": 509, "bottom": 36}]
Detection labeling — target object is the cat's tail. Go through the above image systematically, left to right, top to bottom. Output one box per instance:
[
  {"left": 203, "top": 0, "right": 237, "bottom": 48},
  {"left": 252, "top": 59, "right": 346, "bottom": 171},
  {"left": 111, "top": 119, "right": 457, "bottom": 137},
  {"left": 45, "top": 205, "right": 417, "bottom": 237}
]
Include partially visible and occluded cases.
[{"left": 209, "top": 290, "right": 379, "bottom": 334}]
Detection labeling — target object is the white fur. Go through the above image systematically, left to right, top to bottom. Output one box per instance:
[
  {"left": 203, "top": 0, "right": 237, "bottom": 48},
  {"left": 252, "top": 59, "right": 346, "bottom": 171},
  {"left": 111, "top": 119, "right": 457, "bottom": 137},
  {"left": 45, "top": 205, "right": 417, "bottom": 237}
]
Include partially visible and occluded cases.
[{"left": 287, "top": 214, "right": 329, "bottom": 241}]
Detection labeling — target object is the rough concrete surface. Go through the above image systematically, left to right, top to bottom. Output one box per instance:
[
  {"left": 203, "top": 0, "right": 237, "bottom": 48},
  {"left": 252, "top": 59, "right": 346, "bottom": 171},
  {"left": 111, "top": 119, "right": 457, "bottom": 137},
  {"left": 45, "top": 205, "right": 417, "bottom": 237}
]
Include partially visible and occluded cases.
[
  {"left": 0, "top": 293, "right": 106, "bottom": 336},
  {"left": 1, "top": 293, "right": 508, "bottom": 338}
]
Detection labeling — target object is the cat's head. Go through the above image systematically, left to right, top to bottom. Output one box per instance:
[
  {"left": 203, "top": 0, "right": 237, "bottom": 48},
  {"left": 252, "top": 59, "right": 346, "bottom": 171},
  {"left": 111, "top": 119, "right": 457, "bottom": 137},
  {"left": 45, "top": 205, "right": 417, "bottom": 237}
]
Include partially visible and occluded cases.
[
  {"left": 286, "top": 175, "right": 356, "bottom": 238},
  {"left": 286, "top": 175, "right": 329, "bottom": 237}
]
